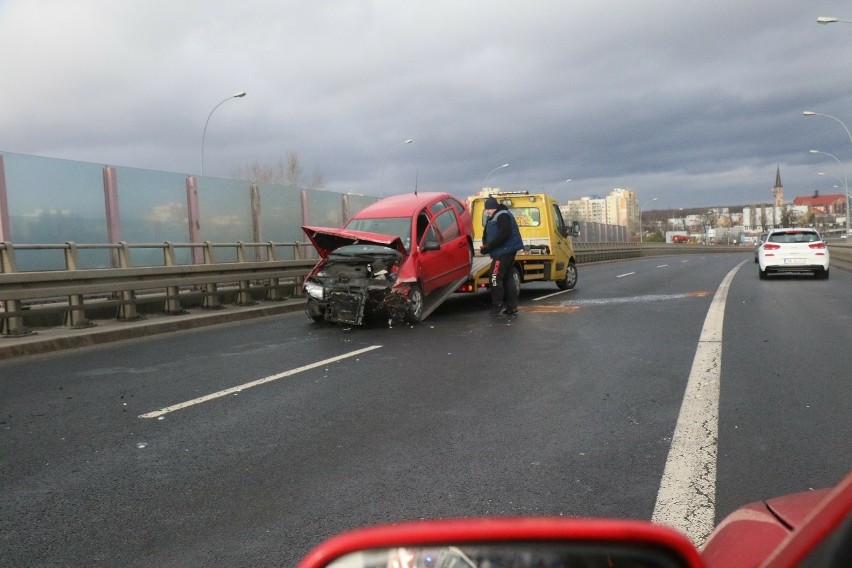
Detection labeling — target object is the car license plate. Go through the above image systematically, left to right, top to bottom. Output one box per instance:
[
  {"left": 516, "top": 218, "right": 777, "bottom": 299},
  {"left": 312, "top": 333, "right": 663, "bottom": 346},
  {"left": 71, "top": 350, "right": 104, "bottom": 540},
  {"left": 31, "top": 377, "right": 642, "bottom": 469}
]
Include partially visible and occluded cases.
[{"left": 784, "top": 258, "right": 805, "bottom": 264}]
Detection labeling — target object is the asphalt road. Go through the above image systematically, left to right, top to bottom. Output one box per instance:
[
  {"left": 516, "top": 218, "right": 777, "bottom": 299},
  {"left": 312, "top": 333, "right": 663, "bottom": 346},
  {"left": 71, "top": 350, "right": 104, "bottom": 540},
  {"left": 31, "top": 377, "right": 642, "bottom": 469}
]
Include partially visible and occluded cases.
[{"left": 1, "top": 253, "right": 850, "bottom": 567}]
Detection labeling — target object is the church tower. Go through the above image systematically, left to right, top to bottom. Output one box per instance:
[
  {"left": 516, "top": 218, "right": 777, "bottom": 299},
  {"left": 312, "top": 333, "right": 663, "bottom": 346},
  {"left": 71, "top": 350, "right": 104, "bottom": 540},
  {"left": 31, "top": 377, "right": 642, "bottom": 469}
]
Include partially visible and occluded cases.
[{"left": 772, "top": 166, "right": 784, "bottom": 209}]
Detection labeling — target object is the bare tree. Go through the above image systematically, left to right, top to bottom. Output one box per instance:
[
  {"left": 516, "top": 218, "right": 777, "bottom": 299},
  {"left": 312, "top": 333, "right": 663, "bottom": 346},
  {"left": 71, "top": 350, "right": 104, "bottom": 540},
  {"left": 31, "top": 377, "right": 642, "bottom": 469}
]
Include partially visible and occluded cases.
[
  {"left": 232, "top": 151, "right": 325, "bottom": 189},
  {"left": 284, "top": 152, "right": 303, "bottom": 186},
  {"left": 232, "top": 162, "right": 278, "bottom": 184},
  {"left": 307, "top": 167, "right": 326, "bottom": 190}
]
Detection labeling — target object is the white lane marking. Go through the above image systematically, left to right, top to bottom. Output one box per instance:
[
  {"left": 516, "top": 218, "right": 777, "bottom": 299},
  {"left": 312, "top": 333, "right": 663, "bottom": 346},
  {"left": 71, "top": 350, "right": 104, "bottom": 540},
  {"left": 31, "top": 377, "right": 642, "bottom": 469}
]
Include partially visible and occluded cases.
[
  {"left": 652, "top": 260, "right": 746, "bottom": 545},
  {"left": 657, "top": 264, "right": 669, "bottom": 268},
  {"left": 616, "top": 272, "right": 636, "bottom": 278},
  {"left": 533, "top": 289, "right": 575, "bottom": 301},
  {"left": 139, "top": 345, "right": 383, "bottom": 419}
]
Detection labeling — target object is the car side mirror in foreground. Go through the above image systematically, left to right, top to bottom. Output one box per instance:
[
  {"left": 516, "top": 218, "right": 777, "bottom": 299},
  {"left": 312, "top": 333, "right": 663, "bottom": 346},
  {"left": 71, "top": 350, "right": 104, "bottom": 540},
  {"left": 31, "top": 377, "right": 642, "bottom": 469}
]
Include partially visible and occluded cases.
[
  {"left": 421, "top": 241, "right": 441, "bottom": 252},
  {"left": 298, "top": 518, "right": 702, "bottom": 568}
]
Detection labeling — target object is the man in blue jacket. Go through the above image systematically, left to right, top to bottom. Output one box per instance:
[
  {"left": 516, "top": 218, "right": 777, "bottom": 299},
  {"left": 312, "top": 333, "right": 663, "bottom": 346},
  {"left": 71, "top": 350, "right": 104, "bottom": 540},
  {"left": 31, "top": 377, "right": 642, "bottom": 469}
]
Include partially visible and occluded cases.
[{"left": 479, "top": 196, "right": 524, "bottom": 316}]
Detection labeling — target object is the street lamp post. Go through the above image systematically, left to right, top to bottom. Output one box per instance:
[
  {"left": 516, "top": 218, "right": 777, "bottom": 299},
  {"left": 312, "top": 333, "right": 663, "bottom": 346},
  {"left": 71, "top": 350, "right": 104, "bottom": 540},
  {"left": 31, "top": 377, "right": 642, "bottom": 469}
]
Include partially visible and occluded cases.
[
  {"left": 817, "top": 16, "right": 852, "bottom": 24},
  {"left": 201, "top": 91, "right": 246, "bottom": 177},
  {"left": 803, "top": 111, "right": 852, "bottom": 145},
  {"left": 804, "top": 112, "right": 852, "bottom": 236},
  {"left": 379, "top": 139, "right": 413, "bottom": 197},
  {"left": 809, "top": 149, "right": 851, "bottom": 237},
  {"left": 482, "top": 163, "right": 509, "bottom": 190},
  {"left": 817, "top": 171, "right": 844, "bottom": 189},
  {"left": 549, "top": 179, "right": 572, "bottom": 199},
  {"left": 639, "top": 197, "right": 658, "bottom": 243}
]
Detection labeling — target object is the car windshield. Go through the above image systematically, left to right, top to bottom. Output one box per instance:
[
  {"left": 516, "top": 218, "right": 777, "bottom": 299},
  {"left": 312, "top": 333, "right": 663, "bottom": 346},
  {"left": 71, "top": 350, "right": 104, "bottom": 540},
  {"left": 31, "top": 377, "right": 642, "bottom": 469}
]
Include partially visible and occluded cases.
[{"left": 346, "top": 217, "right": 413, "bottom": 251}]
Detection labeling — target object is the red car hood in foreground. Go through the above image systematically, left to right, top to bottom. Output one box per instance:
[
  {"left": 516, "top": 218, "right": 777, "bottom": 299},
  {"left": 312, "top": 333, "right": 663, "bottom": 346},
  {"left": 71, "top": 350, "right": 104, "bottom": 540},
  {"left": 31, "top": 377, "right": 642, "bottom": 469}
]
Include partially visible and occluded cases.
[
  {"left": 302, "top": 226, "right": 407, "bottom": 258},
  {"left": 297, "top": 472, "right": 851, "bottom": 568},
  {"left": 702, "top": 472, "right": 852, "bottom": 568}
]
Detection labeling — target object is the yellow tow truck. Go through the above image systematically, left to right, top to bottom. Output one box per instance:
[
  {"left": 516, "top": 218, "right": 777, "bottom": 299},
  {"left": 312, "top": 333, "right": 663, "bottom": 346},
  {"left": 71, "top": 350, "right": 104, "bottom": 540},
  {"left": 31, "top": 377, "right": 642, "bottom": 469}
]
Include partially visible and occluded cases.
[{"left": 457, "top": 191, "right": 581, "bottom": 294}]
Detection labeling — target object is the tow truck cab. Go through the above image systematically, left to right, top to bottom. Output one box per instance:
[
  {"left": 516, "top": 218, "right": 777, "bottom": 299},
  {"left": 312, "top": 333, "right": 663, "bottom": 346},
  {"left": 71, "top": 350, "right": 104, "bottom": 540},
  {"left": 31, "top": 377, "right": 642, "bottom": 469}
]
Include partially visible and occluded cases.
[{"left": 460, "top": 191, "right": 581, "bottom": 292}]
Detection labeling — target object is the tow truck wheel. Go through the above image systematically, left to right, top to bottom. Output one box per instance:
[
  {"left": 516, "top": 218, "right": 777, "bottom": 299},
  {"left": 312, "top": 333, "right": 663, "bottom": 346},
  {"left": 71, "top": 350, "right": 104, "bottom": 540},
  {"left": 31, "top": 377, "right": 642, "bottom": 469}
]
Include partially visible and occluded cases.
[
  {"left": 556, "top": 260, "right": 577, "bottom": 290},
  {"left": 511, "top": 266, "right": 521, "bottom": 291},
  {"left": 405, "top": 284, "right": 424, "bottom": 323}
]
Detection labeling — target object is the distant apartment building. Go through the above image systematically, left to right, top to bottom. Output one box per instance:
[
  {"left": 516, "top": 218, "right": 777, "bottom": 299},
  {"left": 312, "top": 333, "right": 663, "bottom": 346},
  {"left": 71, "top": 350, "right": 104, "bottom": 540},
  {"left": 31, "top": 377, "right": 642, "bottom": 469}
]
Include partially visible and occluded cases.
[
  {"left": 560, "top": 188, "right": 639, "bottom": 232},
  {"left": 742, "top": 205, "right": 784, "bottom": 230}
]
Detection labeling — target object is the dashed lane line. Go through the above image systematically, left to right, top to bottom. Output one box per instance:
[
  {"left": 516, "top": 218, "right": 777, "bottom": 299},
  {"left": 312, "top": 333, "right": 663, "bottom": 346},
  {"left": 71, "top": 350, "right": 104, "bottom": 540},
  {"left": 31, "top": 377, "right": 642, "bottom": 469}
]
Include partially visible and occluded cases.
[
  {"left": 651, "top": 259, "right": 747, "bottom": 545},
  {"left": 139, "top": 345, "right": 383, "bottom": 419}
]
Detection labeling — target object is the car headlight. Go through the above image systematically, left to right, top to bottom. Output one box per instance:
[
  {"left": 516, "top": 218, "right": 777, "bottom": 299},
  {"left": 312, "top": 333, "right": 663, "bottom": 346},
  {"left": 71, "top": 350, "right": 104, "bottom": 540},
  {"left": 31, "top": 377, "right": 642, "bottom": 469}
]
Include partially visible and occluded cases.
[{"left": 304, "top": 281, "right": 324, "bottom": 300}]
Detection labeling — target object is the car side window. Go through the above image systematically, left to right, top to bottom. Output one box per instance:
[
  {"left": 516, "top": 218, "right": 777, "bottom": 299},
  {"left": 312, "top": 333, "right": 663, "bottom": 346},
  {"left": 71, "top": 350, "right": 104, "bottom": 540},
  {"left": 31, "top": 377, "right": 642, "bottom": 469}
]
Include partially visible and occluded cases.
[
  {"left": 445, "top": 197, "right": 467, "bottom": 216},
  {"left": 429, "top": 200, "right": 447, "bottom": 216},
  {"left": 434, "top": 209, "right": 461, "bottom": 241},
  {"left": 423, "top": 225, "right": 439, "bottom": 247}
]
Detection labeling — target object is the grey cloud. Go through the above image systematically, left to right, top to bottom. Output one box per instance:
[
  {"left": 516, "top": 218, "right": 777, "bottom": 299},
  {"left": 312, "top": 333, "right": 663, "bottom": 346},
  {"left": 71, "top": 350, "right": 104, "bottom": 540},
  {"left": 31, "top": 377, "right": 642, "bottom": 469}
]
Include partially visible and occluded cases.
[{"left": 1, "top": 1, "right": 851, "bottom": 209}]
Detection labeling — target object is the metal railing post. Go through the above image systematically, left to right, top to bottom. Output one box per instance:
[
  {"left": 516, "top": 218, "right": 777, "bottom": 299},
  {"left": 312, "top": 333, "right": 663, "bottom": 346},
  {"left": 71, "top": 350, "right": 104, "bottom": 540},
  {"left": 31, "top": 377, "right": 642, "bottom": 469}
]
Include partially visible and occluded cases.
[
  {"left": 201, "top": 241, "right": 223, "bottom": 309},
  {"left": 265, "top": 241, "right": 284, "bottom": 300},
  {"left": 0, "top": 242, "right": 31, "bottom": 336},
  {"left": 63, "top": 242, "right": 92, "bottom": 328},
  {"left": 116, "top": 242, "right": 140, "bottom": 321},
  {"left": 162, "top": 242, "right": 186, "bottom": 314},
  {"left": 235, "top": 242, "right": 256, "bottom": 306}
]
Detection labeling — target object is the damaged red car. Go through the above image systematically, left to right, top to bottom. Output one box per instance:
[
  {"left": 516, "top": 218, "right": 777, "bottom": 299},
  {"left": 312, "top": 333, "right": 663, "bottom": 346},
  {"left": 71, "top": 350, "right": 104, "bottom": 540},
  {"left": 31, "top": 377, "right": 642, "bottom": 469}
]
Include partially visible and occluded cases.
[{"left": 302, "top": 192, "right": 474, "bottom": 325}]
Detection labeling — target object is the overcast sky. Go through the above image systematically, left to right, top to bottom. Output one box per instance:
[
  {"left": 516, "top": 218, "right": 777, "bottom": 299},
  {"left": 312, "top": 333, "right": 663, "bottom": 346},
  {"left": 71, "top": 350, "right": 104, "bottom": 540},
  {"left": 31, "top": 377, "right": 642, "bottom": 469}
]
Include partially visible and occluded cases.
[{"left": 2, "top": 1, "right": 852, "bottom": 209}]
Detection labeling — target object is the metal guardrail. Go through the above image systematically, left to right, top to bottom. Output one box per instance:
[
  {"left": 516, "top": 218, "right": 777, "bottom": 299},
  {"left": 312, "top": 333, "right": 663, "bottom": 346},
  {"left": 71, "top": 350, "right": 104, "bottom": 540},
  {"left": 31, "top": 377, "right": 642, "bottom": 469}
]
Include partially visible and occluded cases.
[
  {"left": 3, "top": 240, "right": 848, "bottom": 337},
  {"left": 0, "top": 241, "right": 316, "bottom": 336},
  {"left": 573, "top": 242, "right": 744, "bottom": 263},
  {"left": 827, "top": 243, "right": 852, "bottom": 273}
]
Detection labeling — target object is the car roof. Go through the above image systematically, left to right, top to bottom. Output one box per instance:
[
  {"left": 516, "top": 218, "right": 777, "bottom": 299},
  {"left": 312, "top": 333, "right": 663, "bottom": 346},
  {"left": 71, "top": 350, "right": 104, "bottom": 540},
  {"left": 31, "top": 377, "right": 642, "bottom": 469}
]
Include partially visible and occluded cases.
[{"left": 351, "top": 192, "right": 457, "bottom": 219}]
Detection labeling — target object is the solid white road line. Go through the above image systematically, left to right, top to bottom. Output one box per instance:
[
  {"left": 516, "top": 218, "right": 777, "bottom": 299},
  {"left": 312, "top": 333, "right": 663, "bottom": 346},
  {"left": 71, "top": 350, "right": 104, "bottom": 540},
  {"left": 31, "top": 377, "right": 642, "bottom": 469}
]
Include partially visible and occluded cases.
[
  {"left": 651, "top": 260, "right": 747, "bottom": 545},
  {"left": 616, "top": 272, "right": 636, "bottom": 278},
  {"left": 533, "top": 289, "right": 575, "bottom": 301},
  {"left": 139, "top": 345, "right": 383, "bottom": 419}
]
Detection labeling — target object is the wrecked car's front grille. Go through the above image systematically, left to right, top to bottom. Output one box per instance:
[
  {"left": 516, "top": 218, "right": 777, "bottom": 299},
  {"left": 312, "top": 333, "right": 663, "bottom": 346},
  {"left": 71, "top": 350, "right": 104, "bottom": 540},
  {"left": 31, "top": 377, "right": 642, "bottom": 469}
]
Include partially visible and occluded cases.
[{"left": 326, "top": 291, "right": 367, "bottom": 325}]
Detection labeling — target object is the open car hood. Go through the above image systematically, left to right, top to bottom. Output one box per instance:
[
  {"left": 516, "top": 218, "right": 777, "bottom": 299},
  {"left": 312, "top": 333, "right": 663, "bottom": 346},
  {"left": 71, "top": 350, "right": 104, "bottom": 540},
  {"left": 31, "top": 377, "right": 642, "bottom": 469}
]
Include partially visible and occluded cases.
[{"left": 302, "top": 226, "right": 407, "bottom": 258}]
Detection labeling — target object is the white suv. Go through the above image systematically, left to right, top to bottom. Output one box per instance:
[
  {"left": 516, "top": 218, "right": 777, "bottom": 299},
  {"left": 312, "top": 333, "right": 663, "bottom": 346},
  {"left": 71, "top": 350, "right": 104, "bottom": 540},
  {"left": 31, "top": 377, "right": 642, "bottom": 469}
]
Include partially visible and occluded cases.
[{"left": 757, "top": 228, "right": 830, "bottom": 280}]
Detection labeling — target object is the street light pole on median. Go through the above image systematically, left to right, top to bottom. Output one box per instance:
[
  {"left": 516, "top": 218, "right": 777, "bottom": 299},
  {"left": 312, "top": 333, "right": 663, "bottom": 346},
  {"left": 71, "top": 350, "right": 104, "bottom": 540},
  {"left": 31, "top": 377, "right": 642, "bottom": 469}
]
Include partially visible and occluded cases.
[
  {"left": 817, "top": 16, "right": 852, "bottom": 24},
  {"left": 201, "top": 91, "right": 246, "bottom": 178},
  {"left": 804, "top": 112, "right": 852, "bottom": 236},
  {"left": 379, "top": 139, "right": 413, "bottom": 197},
  {"left": 810, "top": 139, "right": 852, "bottom": 237},
  {"left": 809, "top": 150, "right": 850, "bottom": 237},
  {"left": 482, "top": 163, "right": 509, "bottom": 191},
  {"left": 639, "top": 197, "right": 658, "bottom": 243}
]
